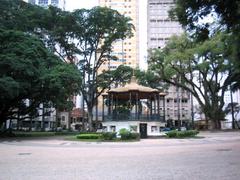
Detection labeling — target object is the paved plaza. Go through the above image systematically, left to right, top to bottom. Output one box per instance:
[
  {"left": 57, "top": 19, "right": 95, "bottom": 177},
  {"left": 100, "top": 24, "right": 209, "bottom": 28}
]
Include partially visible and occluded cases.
[{"left": 0, "top": 131, "right": 240, "bottom": 180}]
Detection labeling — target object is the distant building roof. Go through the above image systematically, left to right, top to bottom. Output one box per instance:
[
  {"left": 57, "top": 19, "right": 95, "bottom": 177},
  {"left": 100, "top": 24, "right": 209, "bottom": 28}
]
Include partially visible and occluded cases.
[{"left": 70, "top": 108, "right": 87, "bottom": 118}]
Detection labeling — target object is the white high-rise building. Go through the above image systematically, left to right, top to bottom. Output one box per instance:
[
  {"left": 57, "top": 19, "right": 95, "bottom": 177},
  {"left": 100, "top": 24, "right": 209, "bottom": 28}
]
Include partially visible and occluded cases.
[
  {"left": 27, "top": 0, "right": 66, "bottom": 10},
  {"left": 147, "top": 0, "right": 191, "bottom": 128},
  {"left": 147, "top": 0, "right": 183, "bottom": 49}
]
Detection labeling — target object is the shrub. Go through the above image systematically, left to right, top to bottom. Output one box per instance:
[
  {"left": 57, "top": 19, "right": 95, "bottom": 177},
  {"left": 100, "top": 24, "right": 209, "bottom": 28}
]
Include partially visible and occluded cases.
[
  {"left": 119, "top": 128, "right": 140, "bottom": 140},
  {"left": 119, "top": 128, "right": 131, "bottom": 140},
  {"left": 166, "top": 130, "right": 199, "bottom": 138},
  {"left": 166, "top": 130, "right": 178, "bottom": 138},
  {"left": 102, "top": 132, "right": 117, "bottom": 140},
  {"left": 130, "top": 132, "right": 140, "bottom": 140},
  {"left": 76, "top": 133, "right": 102, "bottom": 139}
]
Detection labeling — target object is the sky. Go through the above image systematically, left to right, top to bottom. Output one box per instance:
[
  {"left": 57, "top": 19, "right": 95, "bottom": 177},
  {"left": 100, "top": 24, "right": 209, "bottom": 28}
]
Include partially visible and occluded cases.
[
  {"left": 65, "top": 0, "right": 148, "bottom": 70},
  {"left": 65, "top": 0, "right": 98, "bottom": 11}
]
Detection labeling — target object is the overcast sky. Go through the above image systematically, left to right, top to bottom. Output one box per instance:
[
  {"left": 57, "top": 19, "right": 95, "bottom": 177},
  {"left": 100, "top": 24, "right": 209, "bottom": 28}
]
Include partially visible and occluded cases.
[{"left": 65, "top": 0, "right": 98, "bottom": 11}]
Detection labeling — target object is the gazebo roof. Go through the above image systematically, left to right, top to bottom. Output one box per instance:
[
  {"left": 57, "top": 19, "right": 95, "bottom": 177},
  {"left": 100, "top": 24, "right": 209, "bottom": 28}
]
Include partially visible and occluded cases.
[{"left": 108, "top": 76, "right": 159, "bottom": 94}]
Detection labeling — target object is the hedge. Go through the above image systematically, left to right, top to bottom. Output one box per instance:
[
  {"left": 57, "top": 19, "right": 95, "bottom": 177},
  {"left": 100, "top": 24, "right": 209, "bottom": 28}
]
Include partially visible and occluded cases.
[
  {"left": 166, "top": 130, "right": 199, "bottom": 138},
  {"left": 76, "top": 133, "right": 102, "bottom": 139}
]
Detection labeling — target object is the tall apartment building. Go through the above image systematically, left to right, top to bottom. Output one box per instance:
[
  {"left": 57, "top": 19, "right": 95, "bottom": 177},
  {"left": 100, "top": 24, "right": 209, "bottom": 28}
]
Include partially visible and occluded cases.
[
  {"left": 27, "top": 0, "right": 66, "bottom": 9},
  {"left": 99, "top": 0, "right": 139, "bottom": 71},
  {"left": 147, "top": 0, "right": 191, "bottom": 127},
  {"left": 147, "top": 0, "right": 182, "bottom": 49}
]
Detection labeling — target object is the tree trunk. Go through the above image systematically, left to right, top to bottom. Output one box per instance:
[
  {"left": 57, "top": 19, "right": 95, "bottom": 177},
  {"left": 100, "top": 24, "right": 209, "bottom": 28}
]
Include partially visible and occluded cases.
[
  {"left": 41, "top": 103, "right": 45, "bottom": 132},
  {"left": 88, "top": 107, "right": 93, "bottom": 132},
  {"left": 211, "top": 119, "right": 221, "bottom": 130}
]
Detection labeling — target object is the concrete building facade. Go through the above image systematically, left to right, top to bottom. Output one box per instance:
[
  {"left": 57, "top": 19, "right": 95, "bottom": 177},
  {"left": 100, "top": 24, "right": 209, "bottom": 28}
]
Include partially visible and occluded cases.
[
  {"left": 27, "top": 0, "right": 66, "bottom": 9},
  {"left": 99, "top": 0, "right": 139, "bottom": 70},
  {"left": 147, "top": 0, "right": 191, "bottom": 127},
  {"left": 147, "top": 0, "right": 182, "bottom": 49}
]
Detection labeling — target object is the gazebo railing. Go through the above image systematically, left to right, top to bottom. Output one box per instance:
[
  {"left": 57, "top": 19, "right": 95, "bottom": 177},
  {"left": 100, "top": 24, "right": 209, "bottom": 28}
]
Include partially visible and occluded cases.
[{"left": 103, "top": 113, "right": 165, "bottom": 122}]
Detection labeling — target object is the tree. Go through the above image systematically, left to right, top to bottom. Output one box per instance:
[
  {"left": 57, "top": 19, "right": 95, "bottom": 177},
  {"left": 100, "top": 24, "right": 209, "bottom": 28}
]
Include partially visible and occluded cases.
[
  {"left": 169, "top": 0, "right": 240, "bottom": 90},
  {"left": 170, "top": 0, "right": 240, "bottom": 34},
  {"left": 69, "top": 7, "right": 134, "bottom": 131},
  {"left": 0, "top": 29, "right": 81, "bottom": 129},
  {"left": 149, "top": 32, "right": 234, "bottom": 129},
  {"left": 224, "top": 102, "right": 240, "bottom": 129}
]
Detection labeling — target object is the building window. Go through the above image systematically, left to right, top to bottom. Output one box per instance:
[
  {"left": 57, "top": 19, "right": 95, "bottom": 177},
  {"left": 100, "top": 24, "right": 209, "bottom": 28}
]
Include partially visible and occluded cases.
[
  {"left": 38, "top": 0, "right": 48, "bottom": 5},
  {"left": 51, "top": 0, "right": 58, "bottom": 4},
  {"left": 130, "top": 125, "right": 137, "bottom": 132},
  {"left": 103, "top": 126, "right": 107, "bottom": 132},
  {"left": 110, "top": 126, "right": 116, "bottom": 132},
  {"left": 151, "top": 126, "right": 157, "bottom": 132}
]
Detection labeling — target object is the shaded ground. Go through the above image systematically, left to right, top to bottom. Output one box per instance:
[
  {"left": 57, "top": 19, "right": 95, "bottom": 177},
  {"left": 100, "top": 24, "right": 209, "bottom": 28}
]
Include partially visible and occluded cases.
[{"left": 0, "top": 131, "right": 239, "bottom": 180}]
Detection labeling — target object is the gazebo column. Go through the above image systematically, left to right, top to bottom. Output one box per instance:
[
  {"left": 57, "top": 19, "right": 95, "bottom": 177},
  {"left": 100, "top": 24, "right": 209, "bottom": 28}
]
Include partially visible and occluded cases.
[
  {"left": 135, "top": 92, "right": 138, "bottom": 120},
  {"left": 136, "top": 92, "right": 139, "bottom": 120},
  {"left": 107, "top": 94, "right": 110, "bottom": 116},
  {"left": 111, "top": 94, "right": 114, "bottom": 119},
  {"left": 111, "top": 94, "right": 115, "bottom": 119},
  {"left": 154, "top": 94, "right": 157, "bottom": 119},
  {"left": 163, "top": 95, "right": 166, "bottom": 122},
  {"left": 150, "top": 96, "right": 152, "bottom": 120},
  {"left": 147, "top": 99, "right": 149, "bottom": 121}
]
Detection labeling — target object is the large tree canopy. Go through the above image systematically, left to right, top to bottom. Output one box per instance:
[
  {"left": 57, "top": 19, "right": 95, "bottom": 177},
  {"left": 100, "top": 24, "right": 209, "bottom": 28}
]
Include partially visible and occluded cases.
[
  {"left": 0, "top": 0, "right": 82, "bottom": 129},
  {"left": 169, "top": 0, "right": 240, "bottom": 91},
  {"left": 0, "top": 29, "right": 81, "bottom": 127},
  {"left": 149, "top": 32, "right": 234, "bottom": 129}
]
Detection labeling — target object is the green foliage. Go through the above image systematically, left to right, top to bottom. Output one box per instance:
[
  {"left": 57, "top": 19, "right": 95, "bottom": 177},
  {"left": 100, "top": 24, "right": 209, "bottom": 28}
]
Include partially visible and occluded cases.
[
  {"left": 170, "top": 0, "right": 240, "bottom": 92},
  {"left": 170, "top": 0, "right": 240, "bottom": 35},
  {"left": 0, "top": 1, "right": 82, "bottom": 128},
  {"left": 0, "top": 29, "right": 81, "bottom": 126},
  {"left": 149, "top": 32, "right": 233, "bottom": 129},
  {"left": 119, "top": 128, "right": 140, "bottom": 140},
  {"left": 166, "top": 130, "right": 199, "bottom": 138},
  {"left": 101, "top": 132, "right": 117, "bottom": 140},
  {"left": 76, "top": 133, "right": 102, "bottom": 139},
  {"left": 130, "top": 133, "right": 140, "bottom": 140}
]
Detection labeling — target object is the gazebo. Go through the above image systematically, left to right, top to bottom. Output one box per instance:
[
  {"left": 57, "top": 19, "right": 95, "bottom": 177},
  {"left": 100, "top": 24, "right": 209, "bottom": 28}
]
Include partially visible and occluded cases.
[{"left": 101, "top": 76, "right": 166, "bottom": 138}]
